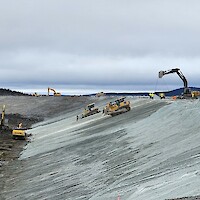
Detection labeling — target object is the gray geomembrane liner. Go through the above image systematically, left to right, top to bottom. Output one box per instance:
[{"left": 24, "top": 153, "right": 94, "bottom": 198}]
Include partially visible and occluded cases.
[{"left": 3, "top": 98, "right": 200, "bottom": 200}]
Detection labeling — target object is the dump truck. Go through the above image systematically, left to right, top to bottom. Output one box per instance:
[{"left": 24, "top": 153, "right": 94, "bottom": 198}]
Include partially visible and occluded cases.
[
  {"left": 104, "top": 97, "right": 131, "bottom": 117},
  {"left": 81, "top": 103, "right": 101, "bottom": 118}
]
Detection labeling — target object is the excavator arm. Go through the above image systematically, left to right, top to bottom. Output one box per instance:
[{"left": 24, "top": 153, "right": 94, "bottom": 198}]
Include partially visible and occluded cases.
[
  {"left": 159, "top": 68, "right": 188, "bottom": 89},
  {"left": 159, "top": 68, "right": 193, "bottom": 97},
  {"left": 48, "top": 87, "right": 61, "bottom": 96},
  {"left": 0, "top": 105, "right": 5, "bottom": 128}
]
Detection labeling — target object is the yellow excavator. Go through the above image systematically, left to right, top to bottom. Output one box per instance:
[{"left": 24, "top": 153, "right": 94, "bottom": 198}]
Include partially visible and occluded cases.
[
  {"left": 48, "top": 87, "right": 61, "bottom": 96},
  {"left": 32, "top": 92, "right": 40, "bottom": 97},
  {"left": 96, "top": 92, "right": 105, "bottom": 97},
  {"left": 104, "top": 97, "right": 131, "bottom": 117},
  {"left": 81, "top": 103, "right": 101, "bottom": 118},
  {"left": 0, "top": 105, "right": 9, "bottom": 130},
  {"left": 0, "top": 105, "right": 27, "bottom": 139},
  {"left": 12, "top": 123, "right": 27, "bottom": 140}
]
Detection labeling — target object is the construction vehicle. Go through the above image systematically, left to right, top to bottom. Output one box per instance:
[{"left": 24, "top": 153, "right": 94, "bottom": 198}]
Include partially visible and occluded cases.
[
  {"left": 159, "top": 68, "right": 197, "bottom": 99},
  {"left": 48, "top": 87, "right": 61, "bottom": 96},
  {"left": 192, "top": 91, "right": 200, "bottom": 97},
  {"left": 32, "top": 92, "right": 40, "bottom": 97},
  {"left": 96, "top": 92, "right": 105, "bottom": 97},
  {"left": 149, "top": 93, "right": 154, "bottom": 99},
  {"left": 159, "top": 93, "right": 165, "bottom": 99},
  {"left": 104, "top": 97, "right": 131, "bottom": 117},
  {"left": 81, "top": 103, "right": 101, "bottom": 118},
  {"left": 0, "top": 105, "right": 9, "bottom": 130},
  {"left": 12, "top": 123, "right": 27, "bottom": 140}
]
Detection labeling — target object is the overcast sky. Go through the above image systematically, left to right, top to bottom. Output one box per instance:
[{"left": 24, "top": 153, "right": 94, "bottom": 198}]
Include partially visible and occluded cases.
[{"left": 0, "top": 0, "right": 200, "bottom": 94}]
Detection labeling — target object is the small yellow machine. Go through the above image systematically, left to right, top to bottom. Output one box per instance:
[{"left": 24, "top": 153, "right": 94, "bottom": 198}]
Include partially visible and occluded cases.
[
  {"left": 48, "top": 87, "right": 61, "bottom": 96},
  {"left": 192, "top": 91, "right": 200, "bottom": 97},
  {"left": 32, "top": 92, "right": 40, "bottom": 97},
  {"left": 96, "top": 92, "right": 105, "bottom": 97},
  {"left": 149, "top": 93, "right": 154, "bottom": 99},
  {"left": 159, "top": 93, "right": 165, "bottom": 99},
  {"left": 104, "top": 97, "right": 131, "bottom": 116},
  {"left": 81, "top": 103, "right": 101, "bottom": 118},
  {"left": 12, "top": 123, "right": 27, "bottom": 140}
]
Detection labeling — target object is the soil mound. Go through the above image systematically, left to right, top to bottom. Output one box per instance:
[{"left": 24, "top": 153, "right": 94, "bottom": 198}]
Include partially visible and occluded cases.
[{"left": 0, "top": 88, "right": 29, "bottom": 96}]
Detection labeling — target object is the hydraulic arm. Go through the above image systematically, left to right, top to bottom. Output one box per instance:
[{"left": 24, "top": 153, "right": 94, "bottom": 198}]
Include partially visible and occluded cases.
[{"left": 159, "top": 68, "right": 191, "bottom": 96}]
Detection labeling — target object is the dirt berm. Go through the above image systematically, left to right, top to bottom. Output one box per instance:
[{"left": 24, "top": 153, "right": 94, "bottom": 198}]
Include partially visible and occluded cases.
[{"left": 0, "top": 95, "right": 92, "bottom": 199}]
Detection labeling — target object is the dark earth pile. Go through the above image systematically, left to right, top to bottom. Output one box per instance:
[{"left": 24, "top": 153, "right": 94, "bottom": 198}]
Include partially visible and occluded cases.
[{"left": 0, "top": 88, "right": 29, "bottom": 96}]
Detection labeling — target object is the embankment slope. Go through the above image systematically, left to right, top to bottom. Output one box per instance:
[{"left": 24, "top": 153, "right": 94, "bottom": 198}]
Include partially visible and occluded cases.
[{"left": 1, "top": 97, "right": 200, "bottom": 200}]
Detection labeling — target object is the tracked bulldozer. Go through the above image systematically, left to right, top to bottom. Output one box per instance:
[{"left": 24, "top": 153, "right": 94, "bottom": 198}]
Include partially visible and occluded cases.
[
  {"left": 104, "top": 97, "right": 131, "bottom": 117},
  {"left": 81, "top": 103, "right": 101, "bottom": 118}
]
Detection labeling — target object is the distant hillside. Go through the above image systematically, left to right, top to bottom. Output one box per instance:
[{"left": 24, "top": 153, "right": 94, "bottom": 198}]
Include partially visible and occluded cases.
[
  {"left": 87, "top": 87, "right": 200, "bottom": 97},
  {"left": 155, "top": 87, "right": 200, "bottom": 96},
  {"left": 0, "top": 88, "right": 29, "bottom": 96}
]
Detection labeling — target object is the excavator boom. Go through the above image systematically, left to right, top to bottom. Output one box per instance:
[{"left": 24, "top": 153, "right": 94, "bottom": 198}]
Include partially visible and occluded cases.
[
  {"left": 158, "top": 68, "right": 194, "bottom": 98},
  {"left": 159, "top": 68, "right": 188, "bottom": 88},
  {"left": 48, "top": 87, "right": 61, "bottom": 96},
  {"left": 0, "top": 105, "right": 5, "bottom": 128}
]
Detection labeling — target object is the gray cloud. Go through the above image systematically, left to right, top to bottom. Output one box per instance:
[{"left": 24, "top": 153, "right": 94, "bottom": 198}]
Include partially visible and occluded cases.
[{"left": 0, "top": 0, "right": 200, "bottom": 93}]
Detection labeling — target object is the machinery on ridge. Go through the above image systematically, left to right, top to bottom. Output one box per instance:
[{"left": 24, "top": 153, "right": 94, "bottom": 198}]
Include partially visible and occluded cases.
[
  {"left": 158, "top": 68, "right": 196, "bottom": 99},
  {"left": 48, "top": 87, "right": 61, "bottom": 96},
  {"left": 96, "top": 92, "right": 105, "bottom": 97},
  {"left": 104, "top": 97, "right": 131, "bottom": 117},
  {"left": 81, "top": 103, "right": 101, "bottom": 118}
]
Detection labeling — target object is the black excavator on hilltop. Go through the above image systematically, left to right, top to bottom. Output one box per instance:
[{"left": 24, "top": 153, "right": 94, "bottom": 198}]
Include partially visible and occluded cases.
[{"left": 159, "top": 68, "right": 197, "bottom": 99}]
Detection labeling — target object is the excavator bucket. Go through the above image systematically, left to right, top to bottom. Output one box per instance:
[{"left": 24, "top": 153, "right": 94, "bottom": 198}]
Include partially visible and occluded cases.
[{"left": 159, "top": 71, "right": 165, "bottom": 78}]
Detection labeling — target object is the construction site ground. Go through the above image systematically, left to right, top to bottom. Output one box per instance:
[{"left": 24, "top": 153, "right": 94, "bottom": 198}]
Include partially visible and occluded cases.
[
  {"left": 0, "top": 94, "right": 200, "bottom": 200},
  {"left": 0, "top": 95, "right": 91, "bottom": 200}
]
